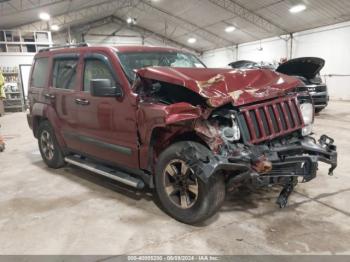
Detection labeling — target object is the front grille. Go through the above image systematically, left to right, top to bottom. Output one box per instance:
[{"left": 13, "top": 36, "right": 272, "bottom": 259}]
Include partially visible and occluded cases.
[
  {"left": 307, "top": 85, "right": 327, "bottom": 93},
  {"left": 315, "top": 85, "right": 327, "bottom": 92},
  {"left": 238, "top": 95, "right": 304, "bottom": 144}
]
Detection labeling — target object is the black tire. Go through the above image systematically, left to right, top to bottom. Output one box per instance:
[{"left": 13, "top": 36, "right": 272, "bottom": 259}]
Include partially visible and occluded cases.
[
  {"left": 315, "top": 108, "right": 324, "bottom": 114},
  {"left": 37, "top": 121, "right": 66, "bottom": 169},
  {"left": 154, "top": 141, "right": 225, "bottom": 224}
]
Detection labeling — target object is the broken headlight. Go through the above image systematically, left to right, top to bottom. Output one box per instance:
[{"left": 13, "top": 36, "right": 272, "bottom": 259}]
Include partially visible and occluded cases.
[
  {"left": 299, "top": 102, "right": 314, "bottom": 136},
  {"left": 220, "top": 115, "right": 240, "bottom": 142}
]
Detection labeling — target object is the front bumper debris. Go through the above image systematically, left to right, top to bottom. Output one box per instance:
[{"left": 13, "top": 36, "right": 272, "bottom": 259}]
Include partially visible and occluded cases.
[
  {"left": 180, "top": 134, "right": 337, "bottom": 207},
  {"left": 194, "top": 134, "right": 337, "bottom": 207},
  {"left": 208, "top": 134, "right": 337, "bottom": 183},
  {"left": 268, "top": 134, "right": 337, "bottom": 178}
]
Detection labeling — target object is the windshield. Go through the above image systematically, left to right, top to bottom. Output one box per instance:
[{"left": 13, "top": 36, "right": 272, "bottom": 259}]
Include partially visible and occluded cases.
[{"left": 117, "top": 51, "right": 206, "bottom": 81}]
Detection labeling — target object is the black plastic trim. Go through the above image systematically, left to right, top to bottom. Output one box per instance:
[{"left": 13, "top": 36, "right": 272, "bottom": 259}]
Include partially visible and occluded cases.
[{"left": 63, "top": 132, "right": 132, "bottom": 155}]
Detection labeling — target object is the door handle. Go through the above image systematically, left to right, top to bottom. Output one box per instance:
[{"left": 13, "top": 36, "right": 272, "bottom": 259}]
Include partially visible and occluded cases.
[
  {"left": 44, "top": 93, "right": 55, "bottom": 100},
  {"left": 75, "top": 98, "right": 90, "bottom": 105}
]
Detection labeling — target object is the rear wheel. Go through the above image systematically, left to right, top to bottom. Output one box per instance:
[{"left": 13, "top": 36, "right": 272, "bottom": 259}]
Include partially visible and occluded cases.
[
  {"left": 38, "top": 121, "right": 65, "bottom": 169},
  {"left": 154, "top": 141, "right": 225, "bottom": 224}
]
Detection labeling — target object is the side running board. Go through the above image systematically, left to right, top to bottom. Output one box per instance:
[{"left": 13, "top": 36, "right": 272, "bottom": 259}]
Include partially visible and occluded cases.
[{"left": 65, "top": 156, "right": 144, "bottom": 189}]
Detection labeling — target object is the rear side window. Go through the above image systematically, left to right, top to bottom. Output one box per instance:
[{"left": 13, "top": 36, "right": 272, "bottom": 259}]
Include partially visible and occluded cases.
[
  {"left": 31, "top": 58, "right": 49, "bottom": 88},
  {"left": 52, "top": 58, "right": 78, "bottom": 90},
  {"left": 83, "top": 59, "right": 116, "bottom": 92}
]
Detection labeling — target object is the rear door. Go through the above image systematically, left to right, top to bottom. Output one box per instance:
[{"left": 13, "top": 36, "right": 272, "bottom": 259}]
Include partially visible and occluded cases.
[
  {"left": 74, "top": 51, "right": 139, "bottom": 169},
  {"left": 48, "top": 53, "right": 81, "bottom": 151},
  {"left": 28, "top": 56, "right": 49, "bottom": 112}
]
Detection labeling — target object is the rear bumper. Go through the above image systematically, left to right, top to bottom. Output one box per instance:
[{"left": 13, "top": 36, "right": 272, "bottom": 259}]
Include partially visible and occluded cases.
[{"left": 207, "top": 135, "right": 337, "bottom": 186}]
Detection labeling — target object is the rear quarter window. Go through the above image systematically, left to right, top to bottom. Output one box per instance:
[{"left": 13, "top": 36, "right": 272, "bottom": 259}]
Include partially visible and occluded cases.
[{"left": 31, "top": 57, "right": 49, "bottom": 88}]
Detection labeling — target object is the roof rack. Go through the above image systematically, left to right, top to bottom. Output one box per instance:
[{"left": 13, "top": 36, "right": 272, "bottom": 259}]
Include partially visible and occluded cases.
[{"left": 39, "top": 42, "right": 89, "bottom": 52}]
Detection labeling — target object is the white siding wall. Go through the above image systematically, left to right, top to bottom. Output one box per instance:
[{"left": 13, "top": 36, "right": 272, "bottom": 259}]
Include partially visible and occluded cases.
[
  {"left": 201, "top": 21, "right": 350, "bottom": 100},
  {"left": 292, "top": 23, "right": 350, "bottom": 100},
  {"left": 237, "top": 37, "right": 288, "bottom": 65},
  {"left": 200, "top": 47, "right": 237, "bottom": 68},
  {"left": 0, "top": 53, "right": 34, "bottom": 68}
]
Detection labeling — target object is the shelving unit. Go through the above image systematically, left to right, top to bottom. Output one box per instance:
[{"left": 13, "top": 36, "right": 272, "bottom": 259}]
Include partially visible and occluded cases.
[
  {"left": 0, "top": 30, "right": 52, "bottom": 53},
  {"left": 0, "top": 30, "right": 48, "bottom": 112},
  {"left": 1, "top": 67, "right": 24, "bottom": 112}
]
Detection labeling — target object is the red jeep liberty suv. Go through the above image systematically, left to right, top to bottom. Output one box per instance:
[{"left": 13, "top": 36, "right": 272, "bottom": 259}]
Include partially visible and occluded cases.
[{"left": 27, "top": 44, "right": 337, "bottom": 224}]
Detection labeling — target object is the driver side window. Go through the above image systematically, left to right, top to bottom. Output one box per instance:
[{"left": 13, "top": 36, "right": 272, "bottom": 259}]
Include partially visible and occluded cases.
[{"left": 84, "top": 59, "right": 116, "bottom": 92}]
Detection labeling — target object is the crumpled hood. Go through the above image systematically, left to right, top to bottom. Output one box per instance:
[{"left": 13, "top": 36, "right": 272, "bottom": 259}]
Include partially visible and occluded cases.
[
  {"left": 276, "top": 57, "right": 325, "bottom": 80},
  {"left": 136, "top": 67, "right": 303, "bottom": 107}
]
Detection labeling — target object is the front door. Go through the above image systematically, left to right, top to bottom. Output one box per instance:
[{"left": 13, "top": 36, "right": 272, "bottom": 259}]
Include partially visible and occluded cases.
[{"left": 74, "top": 52, "right": 139, "bottom": 169}]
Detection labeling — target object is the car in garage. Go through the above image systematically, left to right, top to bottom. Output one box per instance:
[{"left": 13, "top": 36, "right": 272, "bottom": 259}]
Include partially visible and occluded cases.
[
  {"left": 27, "top": 44, "right": 337, "bottom": 224},
  {"left": 229, "top": 57, "right": 329, "bottom": 113}
]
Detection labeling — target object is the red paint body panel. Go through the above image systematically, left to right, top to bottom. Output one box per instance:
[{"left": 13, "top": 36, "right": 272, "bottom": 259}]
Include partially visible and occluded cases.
[
  {"left": 72, "top": 48, "right": 140, "bottom": 169},
  {"left": 136, "top": 67, "right": 303, "bottom": 107}
]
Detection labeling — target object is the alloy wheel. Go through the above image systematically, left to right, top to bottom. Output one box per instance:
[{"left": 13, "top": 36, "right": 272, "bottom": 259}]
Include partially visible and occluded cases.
[
  {"left": 40, "top": 130, "right": 55, "bottom": 160},
  {"left": 163, "top": 159, "right": 199, "bottom": 209}
]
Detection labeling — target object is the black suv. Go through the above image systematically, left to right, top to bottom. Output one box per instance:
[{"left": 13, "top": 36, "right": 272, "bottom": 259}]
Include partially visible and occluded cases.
[{"left": 276, "top": 57, "right": 329, "bottom": 113}]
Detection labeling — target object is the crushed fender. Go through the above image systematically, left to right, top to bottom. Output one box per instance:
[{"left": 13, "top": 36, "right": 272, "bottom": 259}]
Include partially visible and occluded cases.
[
  {"left": 164, "top": 102, "right": 202, "bottom": 125},
  {"left": 194, "top": 119, "right": 224, "bottom": 153}
]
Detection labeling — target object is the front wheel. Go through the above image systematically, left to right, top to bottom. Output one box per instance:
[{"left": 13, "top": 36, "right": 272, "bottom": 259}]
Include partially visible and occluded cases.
[
  {"left": 315, "top": 108, "right": 324, "bottom": 114},
  {"left": 38, "top": 121, "right": 66, "bottom": 169},
  {"left": 154, "top": 141, "right": 225, "bottom": 224}
]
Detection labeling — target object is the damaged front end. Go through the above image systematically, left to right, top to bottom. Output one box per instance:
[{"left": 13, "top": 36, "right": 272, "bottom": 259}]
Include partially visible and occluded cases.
[
  {"left": 134, "top": 67, "right": 338, "bottom": 208},
  {"left": 187, "top": 95, "right": 337, "bottom": 208}
]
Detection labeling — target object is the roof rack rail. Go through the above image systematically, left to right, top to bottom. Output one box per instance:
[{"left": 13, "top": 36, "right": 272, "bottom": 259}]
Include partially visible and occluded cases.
[{"left": 39, "top": 43, "right": 89, "bottom": 52}]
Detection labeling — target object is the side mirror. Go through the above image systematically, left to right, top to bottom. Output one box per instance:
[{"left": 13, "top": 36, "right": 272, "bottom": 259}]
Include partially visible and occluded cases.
[{"left": 90, "top": 79, "right": 123, "bottom": 97}]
